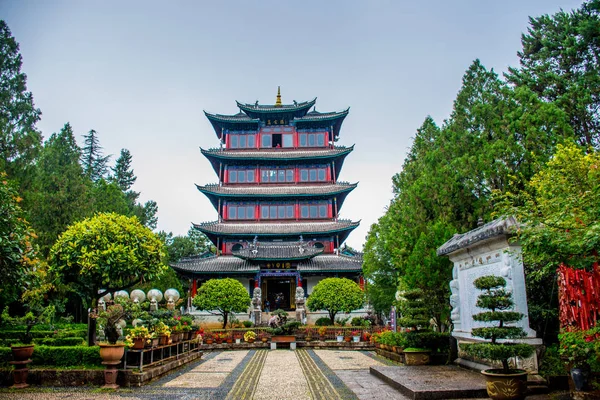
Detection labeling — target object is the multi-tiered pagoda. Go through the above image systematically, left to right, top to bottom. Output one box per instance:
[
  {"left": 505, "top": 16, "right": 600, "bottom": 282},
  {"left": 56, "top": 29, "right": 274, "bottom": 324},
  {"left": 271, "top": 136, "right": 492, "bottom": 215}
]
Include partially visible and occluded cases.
[{"left": 172, "top": 89, "right": 363, "bottom": 312}]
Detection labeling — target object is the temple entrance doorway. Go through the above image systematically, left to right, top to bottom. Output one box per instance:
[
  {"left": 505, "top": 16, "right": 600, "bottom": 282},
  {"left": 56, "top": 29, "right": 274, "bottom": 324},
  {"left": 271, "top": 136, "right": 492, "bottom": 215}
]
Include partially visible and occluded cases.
[{"left": 262, "top": 278, "right": 296, "bottom": 311}]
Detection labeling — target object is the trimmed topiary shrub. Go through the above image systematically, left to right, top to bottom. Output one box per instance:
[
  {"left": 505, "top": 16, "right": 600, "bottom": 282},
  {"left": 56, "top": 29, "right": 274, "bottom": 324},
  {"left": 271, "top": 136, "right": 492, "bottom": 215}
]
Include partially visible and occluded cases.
[
  {"left": 461, "top": 276, "right": 534, "bottom": 373},
  {"left": 315, "top": 317, "right": 332, "bottom": 327},
  {"left": 31, "top": 345, "right": 102, "bottom": 367}
]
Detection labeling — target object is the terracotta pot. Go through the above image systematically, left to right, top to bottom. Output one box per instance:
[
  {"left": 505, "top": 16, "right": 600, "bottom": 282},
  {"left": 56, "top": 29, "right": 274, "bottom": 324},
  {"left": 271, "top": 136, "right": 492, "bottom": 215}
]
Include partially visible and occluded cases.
[
  {"left": 159, "top": 335, "right": 169, "bottom": 346},
  {"left": 319, "top": 335, "right": 325, "bottom": 341},
  {"left": 305, "top": 336, "right": 312, "bottom": 342},
  {"left": 344, "top": 337, "right": 351, "bottom": 343},
  {"left": 132, "top": 338, "right": 145, "bottom": 350},
  {"left": 205, "top": 338, "right": 214, "bottom": 344},
  {"left": 226, "top": 338, "right": 233, "bottom": 344},
  {"left": 247, "top": 338, "right": 255, "bottom": 343},
  {"left": 261, "top": 338, "right": 268, "bottom": 343},
  {"left": 216, "top": 339, "right": 223, "bottom": 344},
  {"left": 98, "top": 343, "right": 125, "bottom": 363},
  {"left": 11, "top": 345, "right": 34, "bottom": 362},
  {"left": 480, "top": 369, "right": 528, "bottom": 400}
]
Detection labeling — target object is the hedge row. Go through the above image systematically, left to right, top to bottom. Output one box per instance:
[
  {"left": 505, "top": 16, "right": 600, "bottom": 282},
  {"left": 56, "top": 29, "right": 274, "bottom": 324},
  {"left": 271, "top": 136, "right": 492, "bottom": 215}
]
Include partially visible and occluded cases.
[
  {"left": 3, "top": 323, "right": 88, "bottom": 332},
  {"left": 0, "top": 329, "right": 87, "bottom": 340},
  {"left": 376, "top": 331, "right": 450, "bottom": 353},
  {"left": 0, "top": 337, "right": 85, "bottom": 347},
  {"left": 0, "top": 345, "right": 101, "bottom": 367}
]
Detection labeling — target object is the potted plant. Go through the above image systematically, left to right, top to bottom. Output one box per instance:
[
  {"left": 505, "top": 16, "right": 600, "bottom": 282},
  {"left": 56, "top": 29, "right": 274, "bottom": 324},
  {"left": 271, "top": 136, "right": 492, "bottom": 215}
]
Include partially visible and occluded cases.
[
  {"left": 462, "top": 276, "right": 534, "bottom": 400},
  {"left": 396, "top": 288, "right": 432, "bottom": 364},
  {"left": 154, "top": 321, "right": 171, "bottom": 345},
  {"left": 125, "top": 326, "right": 151, "bottom": 350},
  {"left": 318, "top": 326, "right": 328, "bottom": 341},
  {"left": 558, "top": 326, "right": 600, "bottom": 392},
  {"left": 302, "top": 327, "right": 311, "bottom": 342},
  {"left": 343, "top": 330, "right": 352, "bottom": 343},
  {"left": 351, "top": 330, "right": 361, "bottom": 343},
  {"left": 244, "top": 331, "right": 256, "bottom": 343},
  {"left": 336, "top": 331, "right": 344, "bottom": 342},
  {"left": 362, "top": 331, "right": 372, "bottom": 343},
  {"left": 204, "top": 332, "right": 214, "bottom": 345},
  {"left": 258, "top": 332, "right": 269, "bottom": 343},
  {"left": 226, "top": 333, "right": 234, "bottom": 344},
  {"left": 234, "top": 334, "right": 242, "bottom": 344}
]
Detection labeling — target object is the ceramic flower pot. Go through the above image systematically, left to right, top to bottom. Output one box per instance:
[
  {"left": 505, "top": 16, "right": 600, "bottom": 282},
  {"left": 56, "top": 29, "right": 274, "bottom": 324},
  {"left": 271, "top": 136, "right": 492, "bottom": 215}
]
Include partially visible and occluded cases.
[
  {"left": 159, "top": 335, "right": 169, "bottom": 346},
  {"left": 336, "top": 335, "right": 343, "bottom": 342},
  {"left": 352, "top": 336, "right": 360, "bottom": 343},
  {"left": 344, "top": 337, "right": 351, "bottom": 343},
  {"left": 99, "top": 343, "right": 126, "bottom": 363},
  {"left": 10, "top": 345, "right": 35, "bottom": 362},
  {"left": 404, "top": 350, "right": 431, "bottom": 366},
  {"left": 570, "top": 366, "right": 591, "bottom": 392},
  {"left": 480, "top": 369, "right": 528, "bottom": 400}
]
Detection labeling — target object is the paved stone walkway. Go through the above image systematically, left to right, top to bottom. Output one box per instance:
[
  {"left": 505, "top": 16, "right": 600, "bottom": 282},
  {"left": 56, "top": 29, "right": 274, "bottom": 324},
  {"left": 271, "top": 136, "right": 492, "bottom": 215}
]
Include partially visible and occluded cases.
[{"left": 0, "top": 350, "right": 565, "bottom": 400}]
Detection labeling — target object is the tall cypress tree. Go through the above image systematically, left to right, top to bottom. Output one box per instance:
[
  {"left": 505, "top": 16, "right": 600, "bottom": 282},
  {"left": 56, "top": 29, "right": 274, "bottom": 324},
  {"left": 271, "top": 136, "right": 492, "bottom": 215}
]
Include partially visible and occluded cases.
[
  {"left": 0, "top": 20, "right": 42, "bottom": 186},
  {"left": 29, "top": 123, "right": 90, "bottom": 254}
]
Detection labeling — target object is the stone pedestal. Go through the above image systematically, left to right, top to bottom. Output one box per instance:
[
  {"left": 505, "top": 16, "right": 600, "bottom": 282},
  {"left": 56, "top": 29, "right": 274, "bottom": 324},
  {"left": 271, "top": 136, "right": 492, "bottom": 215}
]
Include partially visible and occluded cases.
[
  {"left": 438, "top": 217, "right": 542, "bottom": 373},
  {"left": 9, "top": 360, "right": 32, "bottom": 389},
  {"left": 102, "top": 361, "right": 121, "bottom": 389}
]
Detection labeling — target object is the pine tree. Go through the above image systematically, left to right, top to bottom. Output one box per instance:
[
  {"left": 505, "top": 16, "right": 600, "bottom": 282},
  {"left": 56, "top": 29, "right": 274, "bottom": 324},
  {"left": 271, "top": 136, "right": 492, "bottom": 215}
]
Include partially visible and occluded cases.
[
  {"left": 0, "top": 20, "right": 42, "bottom": 185},
  {"left": 29, "top": 123, "right": 91, "bottom": 254},
  {"left": 81, "top": 129, "right": 110, "bottom": 182},
  {"left": 112, "top": 148, "right": 136, "bottom": 192}
]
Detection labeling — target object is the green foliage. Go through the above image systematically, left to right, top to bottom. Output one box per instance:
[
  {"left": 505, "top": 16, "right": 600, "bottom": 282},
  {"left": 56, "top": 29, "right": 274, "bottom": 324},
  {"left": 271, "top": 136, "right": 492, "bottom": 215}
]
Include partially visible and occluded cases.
[
  {"left": 507, "top": 0, "right": 600, "bottom": 147},
  {"left": 0, "top": 20, "right": 42, "bottom": 184},
  {"left": 29, "top": 123, "right": 91, "bottom": 255},
  {"left": 81, "top": 129, "right": 110, "bottom": 182},
  {"left": 111, "top": 148, "right": 136, "bottom": 192},
  {"left": 0, "top": 174, "right": 38, "bottom": 312},
  {"left": 91, "top": 179, "right": 129, "bottom": 215},
  {"left": 48, "top": 212, "right": 167, "bottom": 308},
  {"left": 463, "top": 275, "right": 534, "bottom": 372},
  {"left": 473, "top": 276, "right": 506, "bottom": 290},
  {"left": 192, "top": 278, "right": 250, "bottom": 329},
  {"left": 306, "top": 278, "right": 364, "bottom": 324},
  {"left": 397, "top": 289, "right": 430, "bottom": 329},
  {"left": 315, "top": 317, "right": 332, "bottom": 327},
  {"left": 242, "top": 320, "right": 252, "bottom": 328},
  {"left": 558, "top": 327, "right": 600, "bottom": 369},
  {"left": 404, "top": 331, "right": 450, "bottom": 353},
  {"left": 33, "top": 337, "right": 85, "bottom": 346},
  {"left": 461, "top": 343, "right": 534, "bottom": 364},
  {"left": 29, "top": 345, "right": 101, "bottom": 367},
  {"left": 538, "top": 345, "right": 568, "bottom": 378}
]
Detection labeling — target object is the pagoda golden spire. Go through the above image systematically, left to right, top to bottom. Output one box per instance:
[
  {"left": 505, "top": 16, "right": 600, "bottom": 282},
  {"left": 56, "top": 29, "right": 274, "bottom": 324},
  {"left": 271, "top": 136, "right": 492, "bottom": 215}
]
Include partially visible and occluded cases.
[{"left": 275, "top": 86, "right": 282, "bottom": 107}]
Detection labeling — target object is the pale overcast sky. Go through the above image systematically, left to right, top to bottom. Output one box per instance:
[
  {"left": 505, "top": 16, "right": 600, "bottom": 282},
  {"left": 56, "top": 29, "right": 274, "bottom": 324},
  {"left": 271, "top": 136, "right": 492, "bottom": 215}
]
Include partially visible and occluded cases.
[{"left": 2, "top": 0, "right": 583, "bottom": 249}]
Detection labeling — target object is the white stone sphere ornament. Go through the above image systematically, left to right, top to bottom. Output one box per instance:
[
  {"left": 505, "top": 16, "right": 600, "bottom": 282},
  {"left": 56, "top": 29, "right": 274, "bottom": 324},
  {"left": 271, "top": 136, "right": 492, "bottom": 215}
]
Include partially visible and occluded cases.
[
  {"left": 165, "top": 288, "right": 180, "bottom": 310},
  {"left": 131, "top": 289, "right": 146, "bottom": 303},
  {"left": 148, "top": 289, "right": 163, "bottom": 311},
  {"left": 114, "top": 290, "right": 129, "bottom": 300}
]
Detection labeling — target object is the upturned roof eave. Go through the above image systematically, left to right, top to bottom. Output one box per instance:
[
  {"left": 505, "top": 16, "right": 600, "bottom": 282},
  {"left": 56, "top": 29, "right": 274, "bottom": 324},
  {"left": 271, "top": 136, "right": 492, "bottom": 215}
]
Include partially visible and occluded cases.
[{"left": 236, "top": 98, "right": 317, "bottom": 116}]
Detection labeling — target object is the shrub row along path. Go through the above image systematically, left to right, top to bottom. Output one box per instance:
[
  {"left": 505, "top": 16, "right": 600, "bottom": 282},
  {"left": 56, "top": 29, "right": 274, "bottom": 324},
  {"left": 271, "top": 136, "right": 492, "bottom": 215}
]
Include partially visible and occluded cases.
[{"left": 0, "top": 350, "right": 560, "bottom": 399}]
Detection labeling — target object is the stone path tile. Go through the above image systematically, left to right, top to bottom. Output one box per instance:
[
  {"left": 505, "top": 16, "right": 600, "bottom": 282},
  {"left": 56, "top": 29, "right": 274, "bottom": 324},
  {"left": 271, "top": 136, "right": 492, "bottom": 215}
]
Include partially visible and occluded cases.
[
  {"left": 189, "top": 349, "right": 248, "bottom": 373},
  {"left": 225, "top": 349, "right": 268, "bottom": 399},
  {"left": 296, "top": 349, "right": 342, "bottom": 400},
  {"left": 313, "top": 349, "right": 384, "bottom": 370},
  {"left": 253, "top": 350, "right": 311, "bottom": 400},
  {"left": 336, "top": 370, "right": 411, "bottom": 400}
]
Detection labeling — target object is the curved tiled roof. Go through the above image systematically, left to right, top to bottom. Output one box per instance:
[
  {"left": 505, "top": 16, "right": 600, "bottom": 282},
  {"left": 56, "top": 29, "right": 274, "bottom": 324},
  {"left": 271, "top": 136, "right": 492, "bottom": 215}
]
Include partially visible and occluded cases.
[
  {"left": 236, "top": 98, "right": 316, "bottom": 114},
  {"left": 295, "top": 109, "right": 349, "bottom": 123},
  {"left": 201, "top": 146, "right": 353, "bottom": 161},
  {"left": 196, "top": 182, "right": 357, "bottom": 197},
  {"left": 437, "top": 217, "right": 519, "bottom": 256},
  {"left": 194, "top": 220, "right": 359, "bottom": 236},
  {"left": 232, "top": 241, "right": 323, "bottom": 261},
  {"left": 170, "top": 253, "right": 362, "bottom": 274},
  {"left": 297, "top": 253, "right": 363, "bottom": 272},
  {"left": 170, "top": 255, "right": 258, "bottom": 274}
]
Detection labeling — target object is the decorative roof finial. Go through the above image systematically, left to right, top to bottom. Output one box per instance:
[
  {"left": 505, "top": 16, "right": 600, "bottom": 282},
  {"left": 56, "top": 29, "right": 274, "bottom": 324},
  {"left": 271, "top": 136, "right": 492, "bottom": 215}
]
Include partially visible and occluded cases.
[{"left": 275, "top": 86, "right": 282, "bottom": 107}]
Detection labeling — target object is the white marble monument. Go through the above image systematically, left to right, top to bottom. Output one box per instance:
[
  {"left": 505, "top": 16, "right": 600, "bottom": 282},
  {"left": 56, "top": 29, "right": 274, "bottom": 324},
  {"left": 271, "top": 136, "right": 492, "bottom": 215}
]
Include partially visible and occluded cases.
[{"left": 438, "top": 217, "right": 542, "bottom": 372}]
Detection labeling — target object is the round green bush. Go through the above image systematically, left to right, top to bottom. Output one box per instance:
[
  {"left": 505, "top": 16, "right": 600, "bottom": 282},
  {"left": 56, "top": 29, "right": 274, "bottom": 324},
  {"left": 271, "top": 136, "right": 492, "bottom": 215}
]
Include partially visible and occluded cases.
[{"left": 315, "top": 317, "right": 332, "bottom": 326}]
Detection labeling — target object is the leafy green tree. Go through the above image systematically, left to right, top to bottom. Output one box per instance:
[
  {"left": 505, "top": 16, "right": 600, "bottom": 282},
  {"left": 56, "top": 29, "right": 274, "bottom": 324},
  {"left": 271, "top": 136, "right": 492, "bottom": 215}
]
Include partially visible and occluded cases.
[
  {"left": 507, "top": 0, "right": 600, "bottom": 147},
  {"left": 0, "top": 20, "right": 42, "bottom": 186},
  {"left": 29, "top": 123, "right": 91, "bottom": 255},
  {"left": 81, "top": 129, "right": 110, "bottom": 182},
  {"left": 497, "top": 143, "right": 600, "bottom": 276},
  {"left": 0, "top": 173, "right": 38, "bottom": 314},
  {"left": 91, "top": 178, "right": 130, "bottom": 215},
  {"left": 136, "top": 200, "right": 158, "bottom": 230},
  {"left": 48, "top": 213, "right": 167, "bottom": 307},
  {"left": 160, "top": 226, "right": 212, "bottom": 263},
  {"left": 307, "top": 277, "right": 364, "bottom": 324},
  {"left": 192, "top": 278, "right": 250, "bottom": 328}
]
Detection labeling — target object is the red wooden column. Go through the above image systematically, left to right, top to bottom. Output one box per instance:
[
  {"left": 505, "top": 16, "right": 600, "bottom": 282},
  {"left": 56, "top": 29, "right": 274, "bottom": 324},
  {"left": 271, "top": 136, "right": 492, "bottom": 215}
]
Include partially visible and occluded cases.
[
  {"left": 359, "top": 276, "right": 365, "bottom": 291},
  {"left": 191, "top": 279, "right": 198, "bottom": 297}
]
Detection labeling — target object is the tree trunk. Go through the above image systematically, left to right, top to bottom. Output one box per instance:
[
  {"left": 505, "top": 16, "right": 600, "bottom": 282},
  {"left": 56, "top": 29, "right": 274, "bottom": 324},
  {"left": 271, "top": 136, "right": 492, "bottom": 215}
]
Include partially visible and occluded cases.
[
  {"left": 329, "top": 311, "right": 336, "bottom": 325},
  {"left": 222, "top": 312, "right": 228, "bottom": 329}
]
